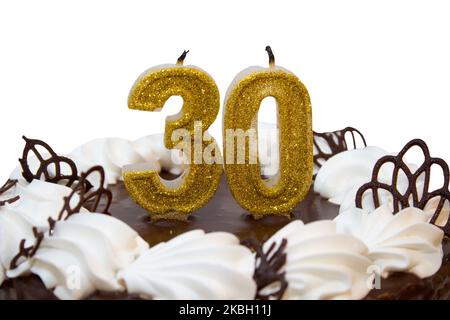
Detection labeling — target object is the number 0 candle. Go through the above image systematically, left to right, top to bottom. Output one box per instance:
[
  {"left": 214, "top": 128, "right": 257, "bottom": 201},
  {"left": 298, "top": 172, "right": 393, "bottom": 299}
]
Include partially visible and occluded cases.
[
  {"left": 223, "top": 46, "right": 313, "bottom": 218},
  {"left": 123, "top": 51, "right": 223, "bottom": 220}
]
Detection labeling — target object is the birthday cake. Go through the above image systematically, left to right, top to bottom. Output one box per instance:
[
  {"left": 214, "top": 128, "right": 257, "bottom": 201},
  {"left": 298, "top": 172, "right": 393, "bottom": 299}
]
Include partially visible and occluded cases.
[
  {"left": 0, "top": 49, "right": 449, "bottom": 300},
  {"left": 0, "top": 128, "right": 448, "bottom": 300}
]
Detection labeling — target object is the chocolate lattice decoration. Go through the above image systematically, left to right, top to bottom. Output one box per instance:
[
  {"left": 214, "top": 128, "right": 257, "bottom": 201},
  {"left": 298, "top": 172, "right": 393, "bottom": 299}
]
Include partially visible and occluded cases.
[
  {"left": 313, "top": 127, "right": 367, "bottom": 171},
  {"left": 19, "top": 136, "right": 82, "bottom": 187},
  {"left": 356, "top": 139, "right": 450, "bottom": 236},
  {"left": 51, "top": 165, "right": 112, "bottom": 227},
  {"left": 0, "top": 179, "right": 19, "bottom": 206},
  {"left": 242, "top": 238, "right": 288, "bottom": 300}
]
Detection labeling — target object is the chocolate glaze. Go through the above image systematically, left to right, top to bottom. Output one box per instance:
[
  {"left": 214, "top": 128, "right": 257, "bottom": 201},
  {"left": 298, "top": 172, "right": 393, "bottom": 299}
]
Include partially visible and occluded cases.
[
  {"left": 1, "top": 174, "right": 449, "bottom": 299},
  {"left": 110, "top": 174, "right": 339, "bottom": 246},
  {"left": 366, "top": 238, "right": 450, "bottom": 300},
  {"left": 0, "top": 275, "right": 144, "bottom": 300}
]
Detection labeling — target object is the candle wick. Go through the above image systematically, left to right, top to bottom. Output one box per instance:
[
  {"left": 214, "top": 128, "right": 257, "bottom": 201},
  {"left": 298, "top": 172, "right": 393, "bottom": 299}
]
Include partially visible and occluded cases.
[
  {"left": 265, "top": 46, "right": 275, "bottom": 67},
  {"left": 176, "top": 50, "right": 190, "bottom": 65}
]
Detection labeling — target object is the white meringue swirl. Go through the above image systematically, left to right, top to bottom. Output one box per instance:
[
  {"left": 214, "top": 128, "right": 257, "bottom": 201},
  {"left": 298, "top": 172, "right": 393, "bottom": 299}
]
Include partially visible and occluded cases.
[
  {"left": 66, "top": 125, "right": 304, "bottom": 184},
  {"left": 67, "top": 135, "right": 185, "bottom": 187},
  {"left": 314, "top": 146, "right": 390, "bottom": 207},
  {"left": 0, "top": 180, "right": 81, "bottom": 284},
  {"left": 334, "top": 205, "right": 444, "bottom": 279},
  {"left": 0, "top": 211, "right": 35, "bottom": 284},
  {"left": 18, "top": 213, "right": 148, "bottom": 300},
  {"left": 261, "top": 220, "right": 372, "bottom": 300},
  {"left": 118, "top": 230, "right": 257, "bottom": 300}
]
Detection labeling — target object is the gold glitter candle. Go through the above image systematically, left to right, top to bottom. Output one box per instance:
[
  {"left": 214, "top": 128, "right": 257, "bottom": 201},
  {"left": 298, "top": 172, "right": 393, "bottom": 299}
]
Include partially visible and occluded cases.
[
  {"left": 223, "top": 47, "right": 313, "bottom": 218},
  {"left": 123, "top": 51, "right": 223, "bottom": 220}
]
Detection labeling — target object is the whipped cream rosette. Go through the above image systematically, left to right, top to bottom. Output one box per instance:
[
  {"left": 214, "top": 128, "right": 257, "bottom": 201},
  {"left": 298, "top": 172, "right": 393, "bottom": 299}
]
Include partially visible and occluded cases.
[
  {"left": 334, "top": 205, "right": 444, "bottom": 279},
  {"left": 256, "top": 220, "right": 373, "bottom": 300}
]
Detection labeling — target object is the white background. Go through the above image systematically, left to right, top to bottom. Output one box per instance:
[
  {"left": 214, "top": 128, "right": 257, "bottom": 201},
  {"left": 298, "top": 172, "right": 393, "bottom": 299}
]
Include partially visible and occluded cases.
[{"left": 0, "top": 0, "right": 449, "bottom": 179}]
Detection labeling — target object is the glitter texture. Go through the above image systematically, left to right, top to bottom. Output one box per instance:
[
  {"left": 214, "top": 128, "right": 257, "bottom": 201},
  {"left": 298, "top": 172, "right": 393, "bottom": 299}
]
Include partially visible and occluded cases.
[
  {"left": 124, "top": 64, "right": 222, "bottom": 220},
  {"left": 223, "top": 67, "right": 313, "bottom": 218}
]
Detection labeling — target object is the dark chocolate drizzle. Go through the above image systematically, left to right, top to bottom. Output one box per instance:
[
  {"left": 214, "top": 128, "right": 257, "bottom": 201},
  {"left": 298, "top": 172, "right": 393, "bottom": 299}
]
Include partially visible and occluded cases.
[
  {"left": 313, "top": 127, "right": 367, "bottom": 171},
  {"left": 19, "top": 136, "right": 86, "bottom": 188},
  {"left": 356, "top": 139, "right": 450, "bottom": 236},
  {"left": 0, "top": 179, "right": 19, "bottom": 206},
  {"left": 242, "top": 238, "right": 288, "bottom": 300}
]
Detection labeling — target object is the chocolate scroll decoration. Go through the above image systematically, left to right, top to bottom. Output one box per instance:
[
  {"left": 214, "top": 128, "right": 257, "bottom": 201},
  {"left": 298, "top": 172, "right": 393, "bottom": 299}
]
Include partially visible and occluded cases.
[
  {"left": 313, "top": 127, "right": 367, "bottom": 171},
  {"left": 19, "top": 136, "right": 81, "bottom": 187},
  {"left": 355, "top": 139, "right": 450, "bottom": 236},
  {"left": 0, "top": 179, "right": 19, "bottom": 206},
  {"left": 9, "top": 227, "right": 44, "bottom": 270},
  {"left": 242, "top": 238, "right": 288, "bottom": 300}
]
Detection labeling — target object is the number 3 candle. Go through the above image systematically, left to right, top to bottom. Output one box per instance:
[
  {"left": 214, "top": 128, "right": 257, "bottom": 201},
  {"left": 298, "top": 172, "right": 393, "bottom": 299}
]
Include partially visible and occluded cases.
[
  {"left": 224, "top": 46, "right": 313, "bottom": 218},
  {"left": 123, "top": 51, "right": 223, "bottom": 220}
]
